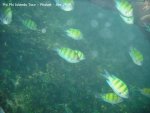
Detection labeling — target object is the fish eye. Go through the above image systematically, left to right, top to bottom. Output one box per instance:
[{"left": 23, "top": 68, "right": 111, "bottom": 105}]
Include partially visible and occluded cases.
[{"left": 118, "top": 91, "right": 122, "bottom": 95}]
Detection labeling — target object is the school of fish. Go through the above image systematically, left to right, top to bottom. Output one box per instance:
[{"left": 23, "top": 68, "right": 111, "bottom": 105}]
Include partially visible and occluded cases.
[{"left": 0, "top": 0, "right": 149, "bottom": 107}]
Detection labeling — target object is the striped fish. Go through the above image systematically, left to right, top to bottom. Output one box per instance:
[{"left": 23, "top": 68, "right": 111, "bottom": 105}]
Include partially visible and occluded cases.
[
  {"left": 55, "top": 0, "right": 74, "bottom": 11},
  {"left": 114, "top": 0, "right": 134, "bottom": 24},
  {"left": 115, "top": 0, "right": 133, "bottom": 17},
  {"left": 0, "top": 6, "right": 12, "bottom": 25},
  {"left": 141, "top": 14, "right": 150, "bottom": 32},
  {"left": 22, "top": 19, "right": 37, "bottom": 30},
  {"left": 143, "top": 23, "right": 150, "bottom": 32},
  {"left": 66, "top": 28, "right": 83, "bottom": 40},
  {"left": 55, "top": 47, "right": 85, "bottom": 63},
  {"left": 129, "top": 47, "right": 143, "bottom": 66},
  {"left": 102, "top": 70, "right": 129, "bottom": 98},
  {"left": 140, "top": 88, "right": 150, "bottom": 98},
  {"left": 98, "top": 92, "right": 123, "bottom": 105}
]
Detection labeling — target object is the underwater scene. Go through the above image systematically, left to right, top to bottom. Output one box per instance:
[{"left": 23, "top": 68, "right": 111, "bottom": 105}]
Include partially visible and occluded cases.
[{"left": 0, "top": 0, "right": 150, "bottom": 113}]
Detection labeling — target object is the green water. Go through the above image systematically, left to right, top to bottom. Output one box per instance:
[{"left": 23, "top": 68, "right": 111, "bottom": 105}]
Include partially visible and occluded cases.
[{"left": 0, "top": 0, "right": 150, "bottom": 113}]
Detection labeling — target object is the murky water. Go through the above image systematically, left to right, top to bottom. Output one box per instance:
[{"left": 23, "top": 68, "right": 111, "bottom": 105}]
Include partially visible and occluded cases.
[{"left": 0, "top": 0, "right": 150, "bottom": 113}]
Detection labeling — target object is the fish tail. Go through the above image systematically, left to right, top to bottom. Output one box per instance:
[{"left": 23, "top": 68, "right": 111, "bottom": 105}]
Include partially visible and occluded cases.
[
  {"left": 51, "top": 42, "right": 62, "bottom": 52},
  {"left": 129, "top": 46, "right": 133, "bottom": 52},
  {"left": 129, "top": 46, "right": 133, "bottom": 50},
  {"left": 52, "top": 47, "right": 58, "bottom": 52},
  {"left": 101, "top": 69, "right": 110, "bottom": 79},
  {"left": 129, "top": 85, "right": 140, "bottom": 93},
  {"left": 95, "top": 88, "right": 107, "bottom": 99},
  {"left": 138, "top": 88, "right": 142, "bottom": 93},
  {"left": 95, "top": 92, "right": 102, "bottom": 99}
]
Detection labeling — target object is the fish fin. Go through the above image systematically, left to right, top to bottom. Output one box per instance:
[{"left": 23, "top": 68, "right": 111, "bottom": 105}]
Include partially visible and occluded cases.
[
  {"left": 50, "top": 42, "right": 61, "bottom": 52},
  {"left": 129, "top": 46, "right": 133, "bottom": 54},
  {"left": 106, "top": 80, "right": 112, "bottom": 87}
]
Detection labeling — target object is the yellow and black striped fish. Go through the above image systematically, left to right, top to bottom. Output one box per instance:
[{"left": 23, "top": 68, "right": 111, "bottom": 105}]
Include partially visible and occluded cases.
[
  {"left": 114, "top": 0, "right": 134, "bottom": 24},
  {"left": 114, "top": 0, "right": 133, "bottom": 17},
  {"left": 0, "top": 6, "right": 12, "bottom": 25},
  {"left": 22, "top": 19, "right": 37, "bottom": 30},
  {"left": 66, "top": 28, "right": 83, "bottom": 40},
  {"left": 55, "top": 47, "right": 85, "bottom": 63},
  {"left": 129, "top": 47, "right": 144, "bottom": 66},
  {"left": 102, "top": 70, "right": 129, "bottom": 98},
  {"left": 99, "top": 92, "right": 123, "bottom": 104}
]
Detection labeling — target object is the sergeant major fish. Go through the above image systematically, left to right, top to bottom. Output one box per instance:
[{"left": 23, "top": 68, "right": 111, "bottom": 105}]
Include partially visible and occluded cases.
[
  {"left": 114, "top": 0, "right": 134, "bottom": 24},
  {"left": 0, "top": 6, "right": 12, "bottom": 25},
  {"left": 22, "top": 19, "right": 37, "bottom": 31},
  {"left": 22, "top": 19, "right": 46, "bottom": 33},
  {"left": 66, "top": 28, "right": 83, "bottom": 40},
  {"left": 54, "top": 47, "right": 85, "bottom": 63},
  {"left": 129, "top": 47, "right": 144, "bottom": 66},
  {"left": 102, "top": 70, "right": 129, "bottom": 98},
  {"left": 96, "top": 92, "right": 123, "bottom": 104}
]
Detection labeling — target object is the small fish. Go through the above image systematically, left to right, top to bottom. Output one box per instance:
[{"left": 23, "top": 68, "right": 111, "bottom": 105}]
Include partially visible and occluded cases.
[
  {"left": 55, "top": 0, "right": 74, "bottom": 11},
  {"left": 114, "top": 0, "right": 134, "bottom": 24},
  {"left": 115, "top": 0, "right": 133, "bottom": 17},
  {"left": 142, "top": 0, "right": 150, "bottom": 11},
  {"left": 0, "top": 7, "right": 12, "bottom": 25},
  {"left": 140, "top": 14, "right": 150, "bottom": 32},
  {"left": 140, "top": 14, "right": 150, "bottom": 22},
  {"left": 22, "top": 19, "right": 37, "bottom": 31},
  {"left": 143, "top": 23, "right": 150, "bottom": 32},
  {"left": 66, "top": 28, "right": 83, "bottom": 40},
  {"left": 55, "top": 47, "right": 85, "bottom": 63},
  {"left": 129, "top": 47, "right": 144, "bottom": 66},
  {"left": 102, "top": 70, "right": 129, "bottom": 98},
  {"left": 140, "top": 88, "right": 150, "bottom": 98},
  {"left": 96, "top": 92, "right": 123, "bottom": 104},
  {"left": 0, "top": 107, "right": 5, "bottom": 113}
]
